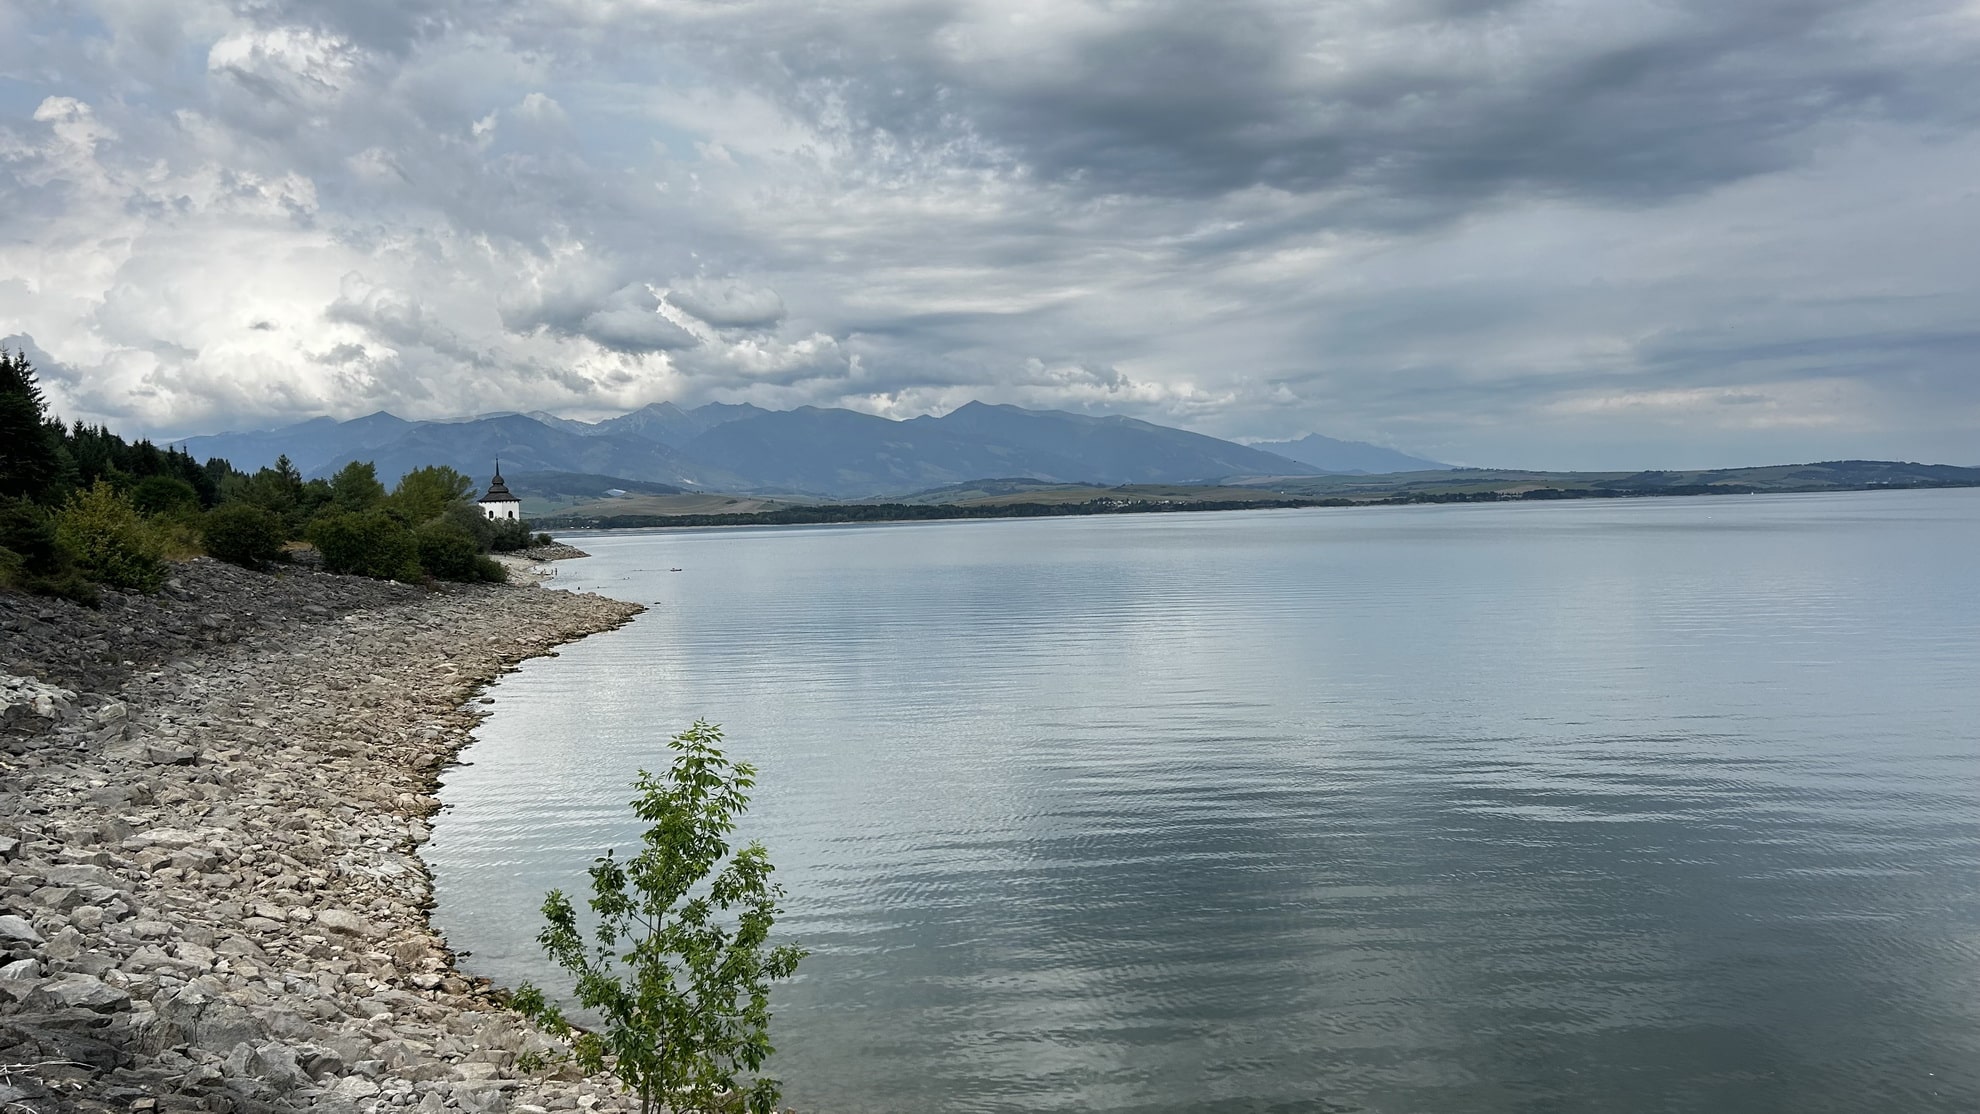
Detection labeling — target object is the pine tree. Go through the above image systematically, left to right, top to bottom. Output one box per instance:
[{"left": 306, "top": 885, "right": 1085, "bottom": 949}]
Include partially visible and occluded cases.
[{"left": 0, "top": 349, "right": 63, "bottom": 502}]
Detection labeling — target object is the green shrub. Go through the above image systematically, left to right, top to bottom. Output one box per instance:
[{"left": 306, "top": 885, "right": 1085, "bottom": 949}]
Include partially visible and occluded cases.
[
  {"left": 329, "top": 460, "right": 386, "bottom": 513},
  {"left": 392, "top": 465, "right": 476, "bottom": 526},
  {"left": 129, "top": 474, "right": 200, "bottom": 516},
  {"left": 55, "top": 481, "right": 165, "bottom": 593},
  {"left": 0, "top": 497, "right": 96, "bottom": 605},
  {"left": 0, "top": 497, "right": 69, "bottom": 577},
  {"left": 140, "top": 498, "right": 208, "bottom": 560},
  {"left": 440, "top": 500, "right": 496, "bottom": 549},
  {"left": 438, "top": 501, "right": 536, "bottom": 557},
  {"left": 203, "top": 504, "right": 287, "bottom": 569},
  {"left": 308, "top": 510, "right": 419, "bottom": 580},
  {"left": 488, "top": 516, "right": 535, "bottom": 552},
  {"left": 415, "top": 521, "right": 482, "bottom": 582},
  {"left": 473, "top": 554, "right": 508, "bottom": 583},
  {"left": 514, "top": 722, "right": 805, "bottom": 1114}
]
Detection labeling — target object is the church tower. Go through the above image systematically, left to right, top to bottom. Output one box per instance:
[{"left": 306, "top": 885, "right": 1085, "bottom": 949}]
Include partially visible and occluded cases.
[{"left": 478, "top": 462, "right": 521, "bottom": 522}]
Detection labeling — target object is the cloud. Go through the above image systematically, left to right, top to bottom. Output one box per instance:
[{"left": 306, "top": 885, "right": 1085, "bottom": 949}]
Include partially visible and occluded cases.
[
  {"left": 0, "top": 0, "right": 1973, "bottom": 468},
  {"left": 602, "top": 0, "right": 1977, "bottom": 214},
  {"left": 326, "top": 273, "right": 483, "bottom": 362},
  {"left": 501, "top": 278, "right": 700, "bottom": 353},
  {"left": 665, "top": 278, "right": 787, "bottom": 329},
  {"left": 576, "top": 285, "right": 702, "bottom": 354}
]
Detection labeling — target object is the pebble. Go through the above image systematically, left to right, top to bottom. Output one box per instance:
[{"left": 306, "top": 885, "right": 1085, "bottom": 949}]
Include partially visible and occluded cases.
[{"left": 0, "top": 554, "right": 671, "bottom": 1113}]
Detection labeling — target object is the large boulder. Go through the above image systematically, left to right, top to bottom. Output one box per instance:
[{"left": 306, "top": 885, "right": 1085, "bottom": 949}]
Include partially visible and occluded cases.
[
  {"left": 314, "top": 908, "right": 383, "bottom": 939},
  {"left": 0, "top": 914, "right": 43, "bottom": 944},
  {"left": 25, "top": 973, "right": 131, "bottom": 1013},
  {"left": 146, "top": 979, "right": 262, "bottom": 1053}
]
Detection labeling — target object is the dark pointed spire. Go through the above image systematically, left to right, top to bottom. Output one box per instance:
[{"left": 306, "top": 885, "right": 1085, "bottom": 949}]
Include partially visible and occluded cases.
[{"left": 480, "top": 462, "right": 519, "bottom": 503}]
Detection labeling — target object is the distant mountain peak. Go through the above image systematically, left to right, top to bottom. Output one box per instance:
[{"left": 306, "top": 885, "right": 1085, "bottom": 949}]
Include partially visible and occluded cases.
[{"left": 1248, "top": 432, "right": 1450, "bottom": 475}]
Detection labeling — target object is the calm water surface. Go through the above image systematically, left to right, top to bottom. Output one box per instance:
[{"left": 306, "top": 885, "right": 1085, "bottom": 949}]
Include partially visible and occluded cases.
[{"left": 426, "top": 490, "right": 1980, "bottom": 1113}]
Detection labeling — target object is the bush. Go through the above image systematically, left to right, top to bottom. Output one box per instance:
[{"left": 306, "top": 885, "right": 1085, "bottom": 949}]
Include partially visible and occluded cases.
[
  {"left": 329, "top": 460, "right": 386, "bottom": 513},
  {"left": 392, "top": 465, "right": 476, "bottom": 526},
  {"left": 129, "top": 474, "right": 200, "bottom": 516},
  {"left": 54, "top": 481, "right": 165, "bottom": 593},
  {"left": 0, "top": 497, "right": 96, "bottom": 605},
  {"left": 0, "top": 497, "right": 70, "bottom": 577},
  {"left": 440, "top": 500, "right": 496, "bottom": 550},
  {"left": 438, "top": 501, "right": 536, "bottom": 558},
  {"left": 203, "top": 504, "right": 287, "bottom": 569},
  {"left": 307, "top": 510, "right": 419, "bottom": 580},
  {"left": 146, "top": 512, "right": 206, "bottom": 562},
  {"left": 487, "top": 515, "right": 536, "bottom": 552},
  {"left": 415, "top": 521, "right": 482, "bottom": 582},
  {"left": 473, "top": 554, "right": 508, "bottom": 583},
  {"left": 514, "top": 722, "right": 804, "bottom": 1114}
]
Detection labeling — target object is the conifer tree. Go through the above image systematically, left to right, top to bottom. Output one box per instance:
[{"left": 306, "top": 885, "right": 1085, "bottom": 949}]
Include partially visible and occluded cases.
[{"left": 0, "top": 349, "right": 62, "bottom": 502}]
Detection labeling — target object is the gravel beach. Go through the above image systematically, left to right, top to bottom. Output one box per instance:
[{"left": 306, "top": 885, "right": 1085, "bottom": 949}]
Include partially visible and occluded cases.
[{"left": 0, "top": 555, "right": 646, "bottom": 1114}]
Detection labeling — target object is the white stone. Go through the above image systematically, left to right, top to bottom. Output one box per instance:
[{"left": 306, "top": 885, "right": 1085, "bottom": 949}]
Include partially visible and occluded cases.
[{"left": 332, "top": 1077, "right": 382, "bottom": 1099}]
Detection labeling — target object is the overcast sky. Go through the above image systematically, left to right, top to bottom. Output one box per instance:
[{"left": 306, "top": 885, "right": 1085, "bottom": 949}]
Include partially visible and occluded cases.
[{"left": 3, "top": 0, "right": 1977, "bottom": 468}]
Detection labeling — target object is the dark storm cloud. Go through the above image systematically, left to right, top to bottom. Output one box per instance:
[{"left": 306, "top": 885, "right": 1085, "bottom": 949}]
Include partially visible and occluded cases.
[{"left": 679, "top": 0, "right": 1971, "bottom": 214}]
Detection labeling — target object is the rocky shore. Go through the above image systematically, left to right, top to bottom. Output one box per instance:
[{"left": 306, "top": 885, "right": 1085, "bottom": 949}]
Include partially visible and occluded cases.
[{"left": 0, "top": 556, "right": 647, "bottom": 1113}]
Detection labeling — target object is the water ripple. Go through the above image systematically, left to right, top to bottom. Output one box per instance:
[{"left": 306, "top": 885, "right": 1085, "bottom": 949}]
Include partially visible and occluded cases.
[{"left": 428, "top": 491, "right": 1980, "bottom": 1113}]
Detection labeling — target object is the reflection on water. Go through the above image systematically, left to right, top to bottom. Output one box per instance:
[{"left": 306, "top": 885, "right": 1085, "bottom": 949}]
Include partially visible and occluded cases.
[{"left": 426, "top": 490, "right": 1980, "bottom": 1113}]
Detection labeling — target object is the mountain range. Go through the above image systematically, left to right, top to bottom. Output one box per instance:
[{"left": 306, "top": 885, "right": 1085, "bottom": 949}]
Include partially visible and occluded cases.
[
  {"left": 173, "top": 402, "right": 1451, "bottom": 499},
  {"left": 1246, "top": 433, "right": 1448, "bottom": 474}
]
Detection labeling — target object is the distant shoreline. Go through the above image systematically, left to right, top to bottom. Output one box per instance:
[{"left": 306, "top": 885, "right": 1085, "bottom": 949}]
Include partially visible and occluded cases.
[{"left": 540, "top": 478, "right": 1980, "bottom": 533}]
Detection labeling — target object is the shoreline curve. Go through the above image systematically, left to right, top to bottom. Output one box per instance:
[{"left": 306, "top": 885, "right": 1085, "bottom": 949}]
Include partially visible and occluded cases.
[{"left": 0, "top": 553, "right": 651, "bottom": 1113}]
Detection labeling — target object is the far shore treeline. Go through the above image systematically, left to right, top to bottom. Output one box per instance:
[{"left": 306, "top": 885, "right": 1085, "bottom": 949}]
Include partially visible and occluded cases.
[
  {"left": 0, "top": 350, "right": 547, "bottom": 606},
  {"left": 535, "top": 475, "right": 1980, "bottom": 532},
  {"left": 534, "top": 487, "right": 1715, "bottom": 531}
]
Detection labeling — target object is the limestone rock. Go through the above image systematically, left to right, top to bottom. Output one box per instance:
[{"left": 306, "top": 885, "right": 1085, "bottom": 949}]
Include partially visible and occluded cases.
[
  {"left": 0, "top": 556, "right": 645, "bottom": 1112},
  {"left": 42, "top": 862, "right": 122, "bottom": 889},
  {"left": 315, "top": 908, "right": 383, "bottom": 939},
  {"left": 0, "top": 913, "right": 43, "bottom": 944},
  {"left": 27, "top": 973, "right": 133, "bottom": 1013},
  {"left": 149, "top": 981, "right": 263, "bottom": 1053}
]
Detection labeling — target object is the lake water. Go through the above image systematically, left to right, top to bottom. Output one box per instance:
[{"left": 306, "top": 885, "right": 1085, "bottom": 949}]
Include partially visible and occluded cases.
[{"left": 425, "top": 489, "right": 1980, "bottom": 1113}]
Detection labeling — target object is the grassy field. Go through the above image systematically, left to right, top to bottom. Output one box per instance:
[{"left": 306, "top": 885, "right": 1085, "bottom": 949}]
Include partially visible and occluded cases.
[{"left": 521, "top": 492, "right": 800, "bottom": 518}]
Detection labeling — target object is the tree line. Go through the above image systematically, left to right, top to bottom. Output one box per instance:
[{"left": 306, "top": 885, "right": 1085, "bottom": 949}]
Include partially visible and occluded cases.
[
  {"left": 0, "top": 349, "right": 546, "bottom": 605},
  {"left": 538, "top": 496, "right": 1332, "bottom": 531}
]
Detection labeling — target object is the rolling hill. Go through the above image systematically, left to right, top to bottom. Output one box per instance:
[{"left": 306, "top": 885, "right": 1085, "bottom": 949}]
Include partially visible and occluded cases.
[{"left": 1247, "top": 433, "right": 1449, "bottom": 473}]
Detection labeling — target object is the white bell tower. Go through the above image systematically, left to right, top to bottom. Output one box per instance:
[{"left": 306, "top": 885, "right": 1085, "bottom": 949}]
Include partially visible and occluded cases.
[{"left": 478, "top": 462, "right": 521, "bottom": 522}]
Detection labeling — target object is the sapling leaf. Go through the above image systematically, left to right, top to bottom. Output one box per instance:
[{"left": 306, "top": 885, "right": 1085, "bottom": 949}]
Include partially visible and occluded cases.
[{"left": 521, "top": 720, "right": 807, "bottom": 1114}]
